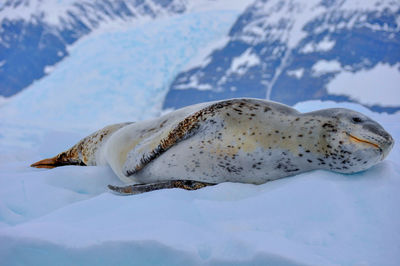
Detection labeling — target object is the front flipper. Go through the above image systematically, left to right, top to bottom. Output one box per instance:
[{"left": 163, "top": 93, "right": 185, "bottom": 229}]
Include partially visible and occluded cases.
[
  {"left": 123, "top": 101, "right": 230, "bottom": 176},
  {"left": 108, "top": 180, "right": 216, "bottom": 195}
]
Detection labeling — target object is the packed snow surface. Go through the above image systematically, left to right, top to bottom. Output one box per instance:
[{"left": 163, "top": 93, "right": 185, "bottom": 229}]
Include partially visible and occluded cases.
[
  {"left": 1, "top": 5, "right": 400, "bottom": 266},
  {"left": 0, "top": 100, "right": 399, "bottom": 266}
]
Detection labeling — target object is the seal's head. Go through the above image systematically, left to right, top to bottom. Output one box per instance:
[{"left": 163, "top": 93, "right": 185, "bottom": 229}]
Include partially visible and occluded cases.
[{"left": 311, "top": 108, "right": 394, "bottom": 174}]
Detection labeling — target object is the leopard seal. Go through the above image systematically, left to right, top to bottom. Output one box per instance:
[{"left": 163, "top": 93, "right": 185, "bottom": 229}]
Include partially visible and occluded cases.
[{"left": 31, "top": 98, "right": 394, "bottom": 194}]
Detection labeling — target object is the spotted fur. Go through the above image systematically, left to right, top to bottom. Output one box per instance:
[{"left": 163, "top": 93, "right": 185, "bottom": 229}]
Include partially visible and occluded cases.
[{"left": 31, "top": 98, "right": 394, "bottom": 193}]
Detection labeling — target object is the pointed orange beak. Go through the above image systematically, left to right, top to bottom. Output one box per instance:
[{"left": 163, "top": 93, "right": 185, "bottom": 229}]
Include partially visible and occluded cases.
[{"left": 31, "top": 157, "right": 58, "bottom": 169}]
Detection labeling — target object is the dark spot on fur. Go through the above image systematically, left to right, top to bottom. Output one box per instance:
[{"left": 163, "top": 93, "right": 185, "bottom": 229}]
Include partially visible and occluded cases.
[{"left": 322, "top": 123, "right": 335, "bottom": 128}]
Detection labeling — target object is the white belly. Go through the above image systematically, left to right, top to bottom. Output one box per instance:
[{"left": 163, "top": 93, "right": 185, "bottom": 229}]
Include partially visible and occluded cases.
[{"left": 131, "top": 133, "right": 311, "bottom": 185}]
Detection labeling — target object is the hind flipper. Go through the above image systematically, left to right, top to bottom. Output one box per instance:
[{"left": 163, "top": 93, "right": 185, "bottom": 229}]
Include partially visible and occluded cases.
[
  {"left": 31, "top": 122, "right": 132, "bottom": 169},
  {"left": 31, "top": 155, "right": 86, "bottom": 168},
  {"left": 108, "top": 180, "right": 216, "bottom": 195}
]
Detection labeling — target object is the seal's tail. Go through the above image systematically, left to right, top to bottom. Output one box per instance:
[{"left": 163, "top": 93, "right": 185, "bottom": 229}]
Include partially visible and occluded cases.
[
  {"left": 31, "top": 122, "right": 133, "bottom": 169},
  {"left": 31, "top": 157, "right": 58, "bottom": 168}
]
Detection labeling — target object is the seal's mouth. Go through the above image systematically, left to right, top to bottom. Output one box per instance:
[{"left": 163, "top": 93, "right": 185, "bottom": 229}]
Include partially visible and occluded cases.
[{"left": 348, "top": 134, "right": 381, "bottom": 150}]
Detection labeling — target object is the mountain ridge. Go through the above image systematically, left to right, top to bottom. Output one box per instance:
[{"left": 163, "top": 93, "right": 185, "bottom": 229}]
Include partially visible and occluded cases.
[
  {"left": 0, "top": 0, "right": 187, "bottom": 96},
  {"left": 163, "top": 0, "right": 400, "bottom": 113}
]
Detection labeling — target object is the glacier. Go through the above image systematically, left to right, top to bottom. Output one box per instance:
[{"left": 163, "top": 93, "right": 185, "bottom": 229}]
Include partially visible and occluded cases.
[
  {"left": 0, "top": 0, "right": 188, "bottom": 96},
  {"left": 1, "top": 3, "right": 400, "bottom": 266},
  {"left": 0, "top": 9, "right": 241, "bottom": 153}
]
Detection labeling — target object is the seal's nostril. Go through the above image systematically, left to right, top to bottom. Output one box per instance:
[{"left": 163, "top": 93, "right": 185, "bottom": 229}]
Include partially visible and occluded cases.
[
  {"left": 385, "top": 133, "right": 393, "bottom": 143},
  {"left": 386, "top": 135, "right": 394, "bottom": 147},
  {"left": 389, "top": 139, "right": 394, "bottom": 148}
]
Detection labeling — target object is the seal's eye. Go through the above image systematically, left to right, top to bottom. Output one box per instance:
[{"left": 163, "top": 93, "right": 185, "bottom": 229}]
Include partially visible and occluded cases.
[{"left": 352, "top": 117, "right": 363, "bottom": 123}]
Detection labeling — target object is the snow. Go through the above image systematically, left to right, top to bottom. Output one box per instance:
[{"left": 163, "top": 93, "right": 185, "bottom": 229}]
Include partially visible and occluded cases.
[
  {"left": 0, "top": 0, "right": 185, "bottom": 26},
  {"left": 0, "top": 0, "right": 253, "bottom": 30},
  {"left": 0, "top": 0, "right": 78, "bottom": 25},
  {"left": 176, "top": 0, "right": 255, "bottom": 81},
  {"left": 186, "top": 0, "right": 254, "bottom": 12},
  {"left": 238, "top": 0, "right": 400, "bottom": 49},
  {"left": 241, "top": 0, "right": 327, "bottom": 48},
  {"left": 285, "top": 0, "right": 325, "bottom": 49},
  {"left": 341, "top": 0, "right": 400, "bottom": 13},
  {"left": 1, "top": 3, "right": 400, "bottom": 265},
  {"left": 182, "top": 36, "right": 230, "bottom": 71},
  {"left": 301, "top": 37, "right": 336, "bottom": 53},
  {"left": 228, "top": 48, "right": 261, "bottom": 76},
  {"left": 266, "top": 49, "right": 292, "bottom": 99},
  {"left": 312, "top": 60, "right": 342, "bottom": 76},
  {"left": 327, "top": 63, "right": 400, "bottom": 107},
  {"left": 43, "top": 65, "right": 55, "bottom": 74},
  {"left": 287, "top": 68, "right": 305, "bottom": 79},
  {"left": 175, "top": 75, "right": 214, "bottom": 91},
  {"left": 1, "top": 99, "right": 399, "bottom": 265}
]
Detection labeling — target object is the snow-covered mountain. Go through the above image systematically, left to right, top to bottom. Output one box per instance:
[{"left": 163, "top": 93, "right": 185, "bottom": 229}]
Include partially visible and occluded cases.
[
  {"left": 0, "top": 0, "right": 186, "bottom": 96},
  {"left": 2, "top": 0, "right": 399, "bottom": 113},
  {"left": 164, "top": 0, "right": 400, "bottom": 113}
]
